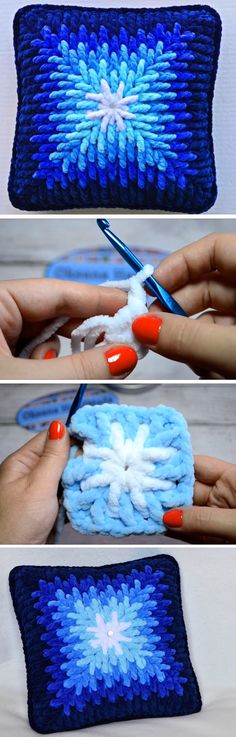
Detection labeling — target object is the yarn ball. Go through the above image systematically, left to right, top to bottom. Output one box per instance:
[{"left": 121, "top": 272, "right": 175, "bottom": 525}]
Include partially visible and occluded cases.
[
  {"left": 9, "top": 5, "right": 221, "bottom": 212},
  {"left": 62, "top": 403, "right": 194, "bottom": 536},
  {"left": 9, "top": 554, "right": 202, "bottom": 733}
]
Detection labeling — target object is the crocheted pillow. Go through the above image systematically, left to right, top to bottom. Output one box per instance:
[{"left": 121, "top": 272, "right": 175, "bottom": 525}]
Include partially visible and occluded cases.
[
  {"left": 9, "top": 4, "right": 221, "bottom": 213},
  {"left": 62, "top": 403, "right": 194, "bottom": 536},
  {"left": 9, "top": 555, "right": 202, "bottom": 733}
]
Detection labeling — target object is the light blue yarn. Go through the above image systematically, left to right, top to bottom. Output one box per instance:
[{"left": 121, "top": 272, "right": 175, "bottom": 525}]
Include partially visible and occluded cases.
[{"left": 62, "top": 404, "right": 194, "bottom": 536}]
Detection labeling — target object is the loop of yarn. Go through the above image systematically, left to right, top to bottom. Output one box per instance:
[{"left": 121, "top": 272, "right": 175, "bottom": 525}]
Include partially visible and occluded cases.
[{"left": 71, "top": 264, "right": 154, "bottom": 359}]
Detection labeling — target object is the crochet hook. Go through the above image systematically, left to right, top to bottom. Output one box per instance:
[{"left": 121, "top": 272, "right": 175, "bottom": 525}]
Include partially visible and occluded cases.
[
  {"left": 97, "top": 219, "right": 186, "bottom": 317},
  {"left": 55, "top": 383, "right": 87, "bottom": 543},
  {"left": 65, "top": 383, "right": 87, "bottom": 427}
]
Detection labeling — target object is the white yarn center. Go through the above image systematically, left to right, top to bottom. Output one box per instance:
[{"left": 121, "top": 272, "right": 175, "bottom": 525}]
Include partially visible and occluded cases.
[
  {"left": 86, "top": 79, "right": 138, "bottom": 132},
  {"left": 71, "top": 264, "right": 154, "bottom": 360},
  {"left": 81, "top": 422, "right": 176, "bottom": 514},
  {"left": 87, "top": 611, "right": 132, "bottom": 655}
]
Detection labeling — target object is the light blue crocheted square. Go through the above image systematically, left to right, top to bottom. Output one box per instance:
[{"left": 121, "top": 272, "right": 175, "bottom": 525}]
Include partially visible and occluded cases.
[{"left": 62, "top": 404, "right": 194, "bottom": 536}]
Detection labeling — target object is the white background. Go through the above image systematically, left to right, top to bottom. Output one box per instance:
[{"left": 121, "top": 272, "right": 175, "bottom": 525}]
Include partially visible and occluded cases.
[{"left": 1, "top": 0, "right": 236, "bottom": 214}]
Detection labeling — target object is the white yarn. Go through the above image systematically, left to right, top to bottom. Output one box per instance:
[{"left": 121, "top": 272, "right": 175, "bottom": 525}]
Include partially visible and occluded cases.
[
  {"left": 86, "top": 79, "right": 138, "bottom": 133},
  {"left": 71, "top": 264, "right": 154, "bottom": 359},
  {"left": 19, "top": 265, "right": 153, "bottom": 360},
  {"left": 87, "top": 611, "right": 132, "bottom": 655}
]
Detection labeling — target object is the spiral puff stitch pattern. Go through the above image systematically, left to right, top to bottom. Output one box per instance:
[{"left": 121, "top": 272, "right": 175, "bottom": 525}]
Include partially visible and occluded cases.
[{"left": 9, "top": 5, "right": 221, "bottom": 212}]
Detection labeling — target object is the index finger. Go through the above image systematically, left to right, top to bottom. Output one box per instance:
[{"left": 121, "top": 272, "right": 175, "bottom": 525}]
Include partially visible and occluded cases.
[
  {"left": 153, "top": 233, "right": 236, "bottom": 294},
  {"left": 3, "top": 278, "right": 127, "bottom": 324},
  {"left": 194, "top": 454, "right": 234, "bottom": 484}
]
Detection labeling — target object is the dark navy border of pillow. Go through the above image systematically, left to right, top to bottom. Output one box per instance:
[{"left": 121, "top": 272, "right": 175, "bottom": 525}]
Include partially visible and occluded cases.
[
  {"left": 8, "top": 5, "right": 222, "bottom": 213},
  {"left": 9, "top": 554, "right": 202, "bottom": 734}
]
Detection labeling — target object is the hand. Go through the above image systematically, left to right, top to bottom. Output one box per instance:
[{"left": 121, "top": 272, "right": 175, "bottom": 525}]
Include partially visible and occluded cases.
[
  {"left": 132, "top": 233, "right": 236, "bottom": 378},
  {"left": 0, "top": 278, "right": 137, "bottom": 379},
  {"left": 0, "top": 422, "right": 70, "bottom": 544},
  {"left": 163, "top": 455, "right": 236, "bottom": 543}
]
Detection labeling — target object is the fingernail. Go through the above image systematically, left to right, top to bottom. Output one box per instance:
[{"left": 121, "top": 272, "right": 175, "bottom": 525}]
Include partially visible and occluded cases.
[
  {"left": 132, "top": 315, "right": 163, "bottom": 345},
  {"left": 105, "top": 345, "right": 138, "bottom": 376},
  {"left": 44, "top": 349, "right": 57, "bottom": 360},
  {"left": 48, "top": 421, "right": 65, "bottom": 440},
  {"left": 163, "top": 509, "right": 183, "bottom": 528}
]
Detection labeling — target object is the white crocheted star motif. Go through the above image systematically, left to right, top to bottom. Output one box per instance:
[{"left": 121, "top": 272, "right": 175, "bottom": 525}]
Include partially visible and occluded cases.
[
  {"left": 86, "top": 79, "right": 138, "bottom": 132},
  {"left": 81, "top": 422, "right": 176, "bottom": 514},
  {"left": 87, "top": 611, "right": 132, "bottom": 656}
]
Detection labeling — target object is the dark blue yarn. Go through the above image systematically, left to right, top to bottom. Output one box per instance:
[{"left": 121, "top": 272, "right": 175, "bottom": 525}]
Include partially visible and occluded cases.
[
  {"left": 9, "top": 5, "right": 221, "bottom": 213},
  {"left": 9, "top": 555, "right": 201, "bottom": 734}
]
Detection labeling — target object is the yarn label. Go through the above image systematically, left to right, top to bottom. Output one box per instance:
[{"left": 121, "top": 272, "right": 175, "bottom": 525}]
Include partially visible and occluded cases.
[
  {"left": 45, "top": 247, "right": 167, "bottom": 283},
  {"left": 16, "top": 389, "right": 119, "bottom": 432}
]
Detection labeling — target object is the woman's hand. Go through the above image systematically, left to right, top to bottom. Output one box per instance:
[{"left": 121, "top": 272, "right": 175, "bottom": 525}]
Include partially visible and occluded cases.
[
  {"left": 132, "top": 233, "right": 236, "bottom": 378},
  {"left": 0, "top": 278, "right": 137, "bottom": 379},
  {"left": 0, "top": 422, "right": 70, "bottom": 544},
  {"left": 163, "top": 455, "right": 236, "bottom": 543}
]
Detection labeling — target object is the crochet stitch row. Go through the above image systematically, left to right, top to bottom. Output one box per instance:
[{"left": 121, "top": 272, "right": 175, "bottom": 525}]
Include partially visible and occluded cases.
[
  {"left": 9, "top": 5, "right": 221, "bottom": 212},
  {"left": 9, "top": 555, "right": 202, "bottom": 732}
]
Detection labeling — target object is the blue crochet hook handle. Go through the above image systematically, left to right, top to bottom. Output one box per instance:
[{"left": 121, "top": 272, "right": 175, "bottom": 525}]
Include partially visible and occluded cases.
[
  {"left": 97, "top": 218, "right": 186, "bottom": 317},
  {"left": 55, "top": 383, "right": 87, "bottom": 542},
  {"left": 66, "top": 383, "right": 87, "bottom": 428}
]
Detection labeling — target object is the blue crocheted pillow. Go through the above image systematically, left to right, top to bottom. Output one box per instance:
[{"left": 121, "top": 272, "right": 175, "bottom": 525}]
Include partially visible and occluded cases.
[
  {"left": 9, "top": 4, "right": 221, "bottom": 212},
  {"left": 62, "top": 403, "right": 194, "bottom": 536},
  {"left": 9, "top": 555, "right": 202, "bottom": 733}
]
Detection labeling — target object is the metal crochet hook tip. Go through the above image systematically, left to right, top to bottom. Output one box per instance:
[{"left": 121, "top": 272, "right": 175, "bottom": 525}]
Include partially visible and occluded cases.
[
  {"left": 97, "top": 218, "right": 110, "bottom": 231},
  {"left": 96, "top": 220, "right": 187, "bottom": 317}
]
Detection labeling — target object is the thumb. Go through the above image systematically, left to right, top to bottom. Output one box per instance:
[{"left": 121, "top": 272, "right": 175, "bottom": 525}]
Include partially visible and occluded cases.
[
  {"left": 132, "top": 313, "right": 236, "bottom": 378},
  {"left": 3, "top": 344, "right": 138, "bottom": 379},
  {"left": 30, "top": 421, "right": 70, "bottom": 497},
  {"left": 163, "top": 507, "right": 236, "bottom": 541}
]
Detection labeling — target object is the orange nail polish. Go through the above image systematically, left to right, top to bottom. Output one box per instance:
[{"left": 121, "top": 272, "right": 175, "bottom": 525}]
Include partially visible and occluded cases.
[
  {"left": 132, "top": 315, "right": 163, "bottom": 345},
  {"left": 105, "top": 345, "right": 138, "bottom": 376},
  {"left": 44, "top": 349, "right": 57, "bottom": 360},
  {"left": 48, "top": 421, "right": 65, "bottom": 440},
  {"left": 163, "top": 509, "right": 183, "bottom": 528}
]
